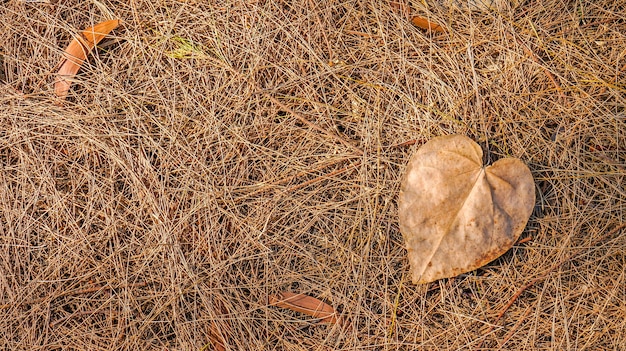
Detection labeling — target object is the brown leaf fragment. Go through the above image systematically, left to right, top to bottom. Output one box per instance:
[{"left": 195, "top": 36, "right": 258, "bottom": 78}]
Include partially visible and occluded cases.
[
  {"left": 411, "top": 16, "right": 445, "bottom": 33},
  {"left": 54, "top": 19, "right": 120, "bottom": 100},
  {"left": 268, "top": 291, "right": 339, "bottom": 324},
  {"left": 206, "top": 301, "right": 229, "bottom": 351},
  {"left": 208, "top": 322, "right": 226, "bottom": 351}
]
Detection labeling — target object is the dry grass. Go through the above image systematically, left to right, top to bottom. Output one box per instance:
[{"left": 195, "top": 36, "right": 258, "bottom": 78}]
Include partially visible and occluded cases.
[{"left": 1, "top": 0, "right": 625, "bottom": 349}]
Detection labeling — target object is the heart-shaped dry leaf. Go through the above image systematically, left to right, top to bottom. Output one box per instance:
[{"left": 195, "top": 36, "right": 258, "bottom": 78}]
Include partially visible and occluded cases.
[{"left": 399, "top": 135, "right": 535, "bottom": 284}]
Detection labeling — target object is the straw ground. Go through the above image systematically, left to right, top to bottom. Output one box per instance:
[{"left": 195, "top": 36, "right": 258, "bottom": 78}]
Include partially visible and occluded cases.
[{"left": 1, "top": 0, "right": 625, "bottom": 349}]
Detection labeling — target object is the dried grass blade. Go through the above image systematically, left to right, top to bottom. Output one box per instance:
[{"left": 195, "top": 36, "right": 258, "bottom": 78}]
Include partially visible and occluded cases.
[
  {"left": 389, "top": 1, "right": 412, "bottom": 18},
  {"left": 411, "top": 16, "right": 445, "bottom": 33},
  {"left": 55, "top": 19, "right": 120, "bottom": 100},
  {"left": 475, "top": 223, "right": 626, "bottom": 350},
  {"left": 268, "top": 291, "right": 339, "bottom": 324}
]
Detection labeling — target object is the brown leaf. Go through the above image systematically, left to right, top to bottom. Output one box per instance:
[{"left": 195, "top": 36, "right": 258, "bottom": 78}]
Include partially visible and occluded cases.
[
  {"left": 410, "top": 16, "right": 445, "bottom": 33},
  {"left": 55, "top": 19, "right": 120, "bottom": 100},
  {"left": 399, "top": 135, "right": 535, "bottom": 284},
  {"left": 268, "top": 291, "right": 339, "bottom": 324},
  {"left": 206, "top": 301, "right": 230, "bottom": 351},
  {"left": 208, "top": 322, "right": 226, "bottom": 351}
]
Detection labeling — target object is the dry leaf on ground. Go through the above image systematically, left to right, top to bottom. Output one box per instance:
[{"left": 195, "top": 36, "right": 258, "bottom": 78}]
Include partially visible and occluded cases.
[
  {"left": 389, "top": 1, "right": 444, "bottom": 33},
  {"left": 411, "top": 16, "right": 445, "bottom": 33},
  {"left": 54, "top": 19, "right": 120, "bottom": 100},
  {"left": 399, "top": 135, "right": 535, "bottom": 284},
  {"left": 268, "top": 291, "right": 339, "bottom": 324},
  {"left": 208, "top": 322, "right": 226, "bottom": 351}
]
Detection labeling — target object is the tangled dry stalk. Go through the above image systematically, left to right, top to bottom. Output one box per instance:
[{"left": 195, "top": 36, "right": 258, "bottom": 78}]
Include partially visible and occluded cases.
[{"left": 1, "top": 0, "right": 625, "bottom": 349}]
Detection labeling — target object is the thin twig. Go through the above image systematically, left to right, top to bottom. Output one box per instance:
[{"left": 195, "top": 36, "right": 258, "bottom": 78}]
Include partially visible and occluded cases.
[
  {"left": 343, "top": 30, "right": 381, "bottom": 39},
  {"left": 515, "top": 36, "right": 567, "bottom": 102},
  {"left": 199, "top": 52, "right": 364, "bottom": 157},
  {"left": 264, "top": 94, "right": 363, "bottom": 156},
  {"left": 388, "top": 139, "right": 419, "bottom": 148},
  {"left": 240, "top": 157, "right": 358, "bottom": 199},
  {"left": 285, "top": 161, "right": 361, "bottom": 193},
  {"left": 476, "top": 223, "right": 626, "bottom": 350},
  {"left": 0, "top": 282, "right": 149, "bottom": 309},
  {"left": 497, "top": 305, "right": 533, "bottom": 348},
  {"left": 50, "top": 310, "right": 109, "bottom": 328}
]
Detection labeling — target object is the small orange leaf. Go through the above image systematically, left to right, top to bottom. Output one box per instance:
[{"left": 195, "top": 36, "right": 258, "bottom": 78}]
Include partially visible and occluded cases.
[
  {"left": 411, "top": 16, "right": 445, "bottom": 33},
  {"left": 55, "top": 19, "right": 120, "bottom": 100},
  {"left": 268, "top": 291, "right": 339, "bottom": 324}
]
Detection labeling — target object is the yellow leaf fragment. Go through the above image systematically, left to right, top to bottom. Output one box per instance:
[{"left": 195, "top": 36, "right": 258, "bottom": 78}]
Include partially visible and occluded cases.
[{"left": 399, "top": 135, "right": 535, "bottom": 284}]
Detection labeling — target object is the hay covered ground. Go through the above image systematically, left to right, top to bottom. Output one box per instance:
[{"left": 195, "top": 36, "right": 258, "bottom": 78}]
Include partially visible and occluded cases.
[{"left": 1, "top": 0, "right": 625, "bottom": 349}]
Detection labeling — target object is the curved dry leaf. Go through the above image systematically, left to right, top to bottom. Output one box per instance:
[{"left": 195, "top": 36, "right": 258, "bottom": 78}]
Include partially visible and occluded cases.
[
  {"left": 411, "top": 16, "right": 445, "bottom": 33},
  {"left": 55, "top": 19, "right": 120, "bottom": 100},
  {"left": 399, "top": 135, "right": 535, "bottom": 284},
  {"left": 268, "top": 291, "right": 339, "bottom": 324}
]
